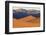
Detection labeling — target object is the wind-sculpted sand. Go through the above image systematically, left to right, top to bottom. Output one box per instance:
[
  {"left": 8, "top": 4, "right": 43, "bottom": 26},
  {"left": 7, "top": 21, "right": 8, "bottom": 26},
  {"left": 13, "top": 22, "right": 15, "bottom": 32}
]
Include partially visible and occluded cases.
[{"left": 13, "top": 16, "right": 40, "bottom": 28}]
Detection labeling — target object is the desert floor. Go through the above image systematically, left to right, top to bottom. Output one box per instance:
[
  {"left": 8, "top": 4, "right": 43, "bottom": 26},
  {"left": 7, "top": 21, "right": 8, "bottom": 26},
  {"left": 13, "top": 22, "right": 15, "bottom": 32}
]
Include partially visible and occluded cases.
[{"left": 13, "top": 16, "right": 40, "bottom": 28}]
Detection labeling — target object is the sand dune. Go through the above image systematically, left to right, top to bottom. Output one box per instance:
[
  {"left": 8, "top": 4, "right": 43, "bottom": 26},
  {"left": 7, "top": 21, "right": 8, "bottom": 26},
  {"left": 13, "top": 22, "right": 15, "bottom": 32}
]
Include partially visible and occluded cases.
[{"left": 13, "top": 16, "right": 40, "bottom": 28}]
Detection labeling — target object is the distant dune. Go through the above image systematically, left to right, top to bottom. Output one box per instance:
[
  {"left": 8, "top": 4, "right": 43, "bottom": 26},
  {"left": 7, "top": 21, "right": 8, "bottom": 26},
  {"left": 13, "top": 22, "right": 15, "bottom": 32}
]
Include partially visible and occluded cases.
[{"left": 13, "top": 9, "right": 40, "bottom": 19}]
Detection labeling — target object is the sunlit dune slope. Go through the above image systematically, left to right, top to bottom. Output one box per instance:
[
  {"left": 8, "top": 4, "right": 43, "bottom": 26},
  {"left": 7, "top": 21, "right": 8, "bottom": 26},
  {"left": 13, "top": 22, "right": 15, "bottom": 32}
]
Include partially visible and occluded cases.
[{"left": 13, "top": 16, "right": 40, "bottom": 28}]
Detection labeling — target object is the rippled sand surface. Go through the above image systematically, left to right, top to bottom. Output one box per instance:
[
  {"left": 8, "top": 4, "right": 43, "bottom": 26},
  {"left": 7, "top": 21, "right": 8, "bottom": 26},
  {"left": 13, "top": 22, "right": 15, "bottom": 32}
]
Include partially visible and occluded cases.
[{"left": 13, "top": 16, "right": 40, "bottom": 28}]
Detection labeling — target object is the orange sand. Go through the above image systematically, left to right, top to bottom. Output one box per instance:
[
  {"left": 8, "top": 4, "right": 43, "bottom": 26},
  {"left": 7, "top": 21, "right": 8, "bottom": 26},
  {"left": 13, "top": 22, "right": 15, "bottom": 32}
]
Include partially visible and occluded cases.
[{"left": 13, "top": 16, "right": 40, "bottom": 28}]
